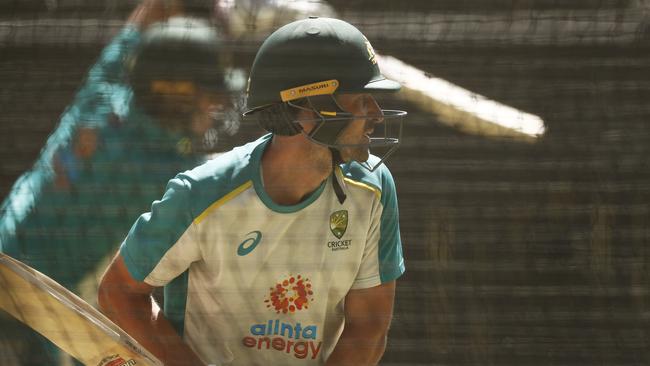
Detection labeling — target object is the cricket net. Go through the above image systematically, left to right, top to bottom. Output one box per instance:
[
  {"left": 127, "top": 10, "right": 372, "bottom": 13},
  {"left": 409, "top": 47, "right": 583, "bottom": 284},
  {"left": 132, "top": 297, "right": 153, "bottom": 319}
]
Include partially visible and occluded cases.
[{"left": 1, "top": 1, "right": 649, "bottom": 365}]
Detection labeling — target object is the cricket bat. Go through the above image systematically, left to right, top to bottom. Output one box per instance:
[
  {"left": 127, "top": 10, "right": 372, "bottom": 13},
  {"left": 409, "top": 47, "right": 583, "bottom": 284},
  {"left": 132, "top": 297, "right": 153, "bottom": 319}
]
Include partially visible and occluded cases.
[
  {"left": 376, "top": 54, "right": 546, "bottom": 141},
  {"left": 0, "top": 253, "right": 162, "bottom": 366}
]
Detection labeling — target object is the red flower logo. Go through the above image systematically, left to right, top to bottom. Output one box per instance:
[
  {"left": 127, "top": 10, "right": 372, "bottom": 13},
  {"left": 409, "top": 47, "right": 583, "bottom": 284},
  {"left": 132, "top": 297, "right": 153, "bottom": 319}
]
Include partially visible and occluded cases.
[{"left": 265, "top": 275, "right": 314, "bottom": 314}]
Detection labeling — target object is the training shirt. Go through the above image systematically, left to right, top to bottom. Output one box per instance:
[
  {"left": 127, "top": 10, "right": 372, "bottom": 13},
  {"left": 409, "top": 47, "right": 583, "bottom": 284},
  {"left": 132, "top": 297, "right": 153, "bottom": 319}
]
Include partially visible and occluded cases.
[{"left": 120, "top": 134, "right": 405, "bottom": 365}]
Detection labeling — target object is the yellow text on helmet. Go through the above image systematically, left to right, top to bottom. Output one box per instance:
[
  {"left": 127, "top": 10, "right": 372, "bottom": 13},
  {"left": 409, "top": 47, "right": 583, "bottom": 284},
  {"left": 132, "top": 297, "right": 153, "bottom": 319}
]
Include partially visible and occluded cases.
[{"left": 280, "top": 79, "right": 339, "bottom": 102}]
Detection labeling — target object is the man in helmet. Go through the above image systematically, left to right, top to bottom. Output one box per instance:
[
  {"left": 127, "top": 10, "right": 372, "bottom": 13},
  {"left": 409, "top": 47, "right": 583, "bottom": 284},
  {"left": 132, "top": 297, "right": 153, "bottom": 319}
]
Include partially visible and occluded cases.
[
  {"left": 0, "top": 0, "right": 230, "bottom": 364},
  {"left": 98, "top": 16, "right": 407, "bottom": 366}
]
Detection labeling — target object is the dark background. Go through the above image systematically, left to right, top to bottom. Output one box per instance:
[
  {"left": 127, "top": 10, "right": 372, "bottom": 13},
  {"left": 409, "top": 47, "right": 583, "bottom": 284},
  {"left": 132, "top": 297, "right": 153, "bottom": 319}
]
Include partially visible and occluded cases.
[{"left": 1, "top": 1, "right": 649, "bottom": 365}]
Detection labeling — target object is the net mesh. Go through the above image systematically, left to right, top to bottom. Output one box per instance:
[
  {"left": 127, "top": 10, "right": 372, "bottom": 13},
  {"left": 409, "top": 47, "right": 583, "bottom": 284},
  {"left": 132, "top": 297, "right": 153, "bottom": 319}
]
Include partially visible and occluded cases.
[{"left": 1, "top": 0, "right": 649, "bottom": 365}]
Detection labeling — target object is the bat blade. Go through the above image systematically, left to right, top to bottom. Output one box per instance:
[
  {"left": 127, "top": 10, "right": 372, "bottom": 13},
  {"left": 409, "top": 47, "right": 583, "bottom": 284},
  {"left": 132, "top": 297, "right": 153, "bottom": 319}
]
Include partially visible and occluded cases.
[
  {"left": 377, "top": 54, "right": 546, "bottom": 141},
  {"left": 0, "top": 253, "right": 162, "bottom": 366}
]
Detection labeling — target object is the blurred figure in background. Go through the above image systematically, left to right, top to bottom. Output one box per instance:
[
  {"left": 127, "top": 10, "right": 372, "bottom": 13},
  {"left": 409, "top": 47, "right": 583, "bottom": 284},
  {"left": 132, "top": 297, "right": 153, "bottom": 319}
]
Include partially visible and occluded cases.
[{"left": 0, "top": 0, "right": 234, "bottom": 364}]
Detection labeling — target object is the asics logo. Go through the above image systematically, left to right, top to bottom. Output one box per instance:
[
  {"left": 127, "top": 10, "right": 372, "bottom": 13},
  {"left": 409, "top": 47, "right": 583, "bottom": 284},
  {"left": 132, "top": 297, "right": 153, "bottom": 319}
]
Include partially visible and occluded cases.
[{"left": 237, "top": 231, "right": 262, "bottom": 256}]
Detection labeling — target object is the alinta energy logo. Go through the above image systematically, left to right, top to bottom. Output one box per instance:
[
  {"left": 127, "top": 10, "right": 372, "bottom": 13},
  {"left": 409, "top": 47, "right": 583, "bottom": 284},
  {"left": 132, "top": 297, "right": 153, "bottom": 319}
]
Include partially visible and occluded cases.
[
  {"left": 264, "top": 274, "right": 313, "bottom": 314},
  {"left": 242, "top": 275, "right": 321, "bottom": 360}
]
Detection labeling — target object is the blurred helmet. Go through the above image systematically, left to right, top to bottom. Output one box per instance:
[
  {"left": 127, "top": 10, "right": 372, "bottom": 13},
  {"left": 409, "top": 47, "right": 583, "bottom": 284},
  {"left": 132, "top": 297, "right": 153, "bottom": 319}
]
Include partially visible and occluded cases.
[{"left": 130, "top": 17, "right": 226, "bottom": 131}]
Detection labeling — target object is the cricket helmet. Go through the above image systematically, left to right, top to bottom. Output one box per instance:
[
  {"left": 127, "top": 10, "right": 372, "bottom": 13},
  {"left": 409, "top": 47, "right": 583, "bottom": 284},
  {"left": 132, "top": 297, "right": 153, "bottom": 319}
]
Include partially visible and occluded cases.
[
  {"left": 244, "top": 16, "right": 406, "bottom": 171},
  {"left": 130, "top": 17, "right": 226, "bottom": 126}
]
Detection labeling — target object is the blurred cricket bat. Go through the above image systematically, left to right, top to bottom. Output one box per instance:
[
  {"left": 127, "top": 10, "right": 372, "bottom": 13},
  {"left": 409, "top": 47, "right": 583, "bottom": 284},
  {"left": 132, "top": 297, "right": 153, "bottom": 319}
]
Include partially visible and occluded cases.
[
  {"left": 376, "top": 54, "right": 545, "bottom": 141},
  {"left": 0, "top": 253, "right": 162, "bottom": 366}
]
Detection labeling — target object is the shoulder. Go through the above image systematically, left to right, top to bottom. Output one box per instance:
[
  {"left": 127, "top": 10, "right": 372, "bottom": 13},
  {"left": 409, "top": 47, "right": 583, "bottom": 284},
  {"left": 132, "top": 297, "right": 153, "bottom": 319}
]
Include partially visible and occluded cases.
[
  {"left": 172, "top": 135, "right": 270, "bottom": 217},
  {"left": 182, "top": 135, "right": 268, "bottom": 184},
  {"left": 340, "top": 155, "right": 397, "bottom": 203}
]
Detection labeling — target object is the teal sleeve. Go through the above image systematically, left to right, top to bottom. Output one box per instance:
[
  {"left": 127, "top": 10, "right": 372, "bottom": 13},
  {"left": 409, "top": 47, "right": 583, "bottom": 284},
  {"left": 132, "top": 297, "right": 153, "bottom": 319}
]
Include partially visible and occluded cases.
[
  {"left": 68, "top": 25, "right": 140, "bottom": 130},
  {"left": 86, "top": 25, "right": 141, "bottom": 85},
  {"left": 0, "top": 26, "right": 141, "bottom": 257},
  {"left": 378, "top": 166, "right": 406, "bottom": 283},
  {"left": 120, "top": 175, "right": 196, "bottom": 282}
]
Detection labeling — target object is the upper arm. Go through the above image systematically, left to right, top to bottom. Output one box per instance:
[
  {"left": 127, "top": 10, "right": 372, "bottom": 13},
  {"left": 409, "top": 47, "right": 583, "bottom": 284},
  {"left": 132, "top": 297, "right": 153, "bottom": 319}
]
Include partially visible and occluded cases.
[
  {"left": 127, "top": 0, "right": 183, "bottom": 30},
  {"left": 85, "top": 26, "right": 141, "bottom": 86},
  {"left": 352, "top": 166, "right": 405, "bottom": 289},
  {"left": 120, "top": 175, "right": 201, "bottom": 286},
  {"left": 98, "top": 253, "right": 154, "bottom": 314},
  {"left": 100, "top": 253, "right": 153, "bottom": 296},
  {"left": 344, "top": 281, "right": 396, "bottom": 336}
]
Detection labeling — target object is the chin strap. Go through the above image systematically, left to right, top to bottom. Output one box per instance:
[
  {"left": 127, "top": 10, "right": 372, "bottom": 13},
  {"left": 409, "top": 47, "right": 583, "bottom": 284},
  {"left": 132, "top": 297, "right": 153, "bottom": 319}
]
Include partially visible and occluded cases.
[{"left": 330, "top": 148, "right": 347, "bottom": 204}]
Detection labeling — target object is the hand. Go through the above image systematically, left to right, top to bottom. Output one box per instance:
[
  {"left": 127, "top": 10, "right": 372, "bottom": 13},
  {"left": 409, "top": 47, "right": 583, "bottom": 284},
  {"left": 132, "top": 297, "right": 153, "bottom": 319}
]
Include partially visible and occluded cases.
[{"left": 128, "top": 0, "right": 185, "bottom": 30}]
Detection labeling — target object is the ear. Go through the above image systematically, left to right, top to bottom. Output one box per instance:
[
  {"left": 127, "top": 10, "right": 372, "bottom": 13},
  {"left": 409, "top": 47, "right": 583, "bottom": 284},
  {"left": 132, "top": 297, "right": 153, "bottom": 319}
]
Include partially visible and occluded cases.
[{"left": 296, "top": 108, "right": 318, "bottom": 133}]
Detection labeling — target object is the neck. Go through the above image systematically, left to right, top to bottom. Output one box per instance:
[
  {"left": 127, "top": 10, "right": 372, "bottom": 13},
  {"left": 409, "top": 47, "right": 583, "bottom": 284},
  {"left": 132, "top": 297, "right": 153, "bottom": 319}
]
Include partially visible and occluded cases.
[{"left": 261, "top": 135, "right": 332, "bottom": 206}]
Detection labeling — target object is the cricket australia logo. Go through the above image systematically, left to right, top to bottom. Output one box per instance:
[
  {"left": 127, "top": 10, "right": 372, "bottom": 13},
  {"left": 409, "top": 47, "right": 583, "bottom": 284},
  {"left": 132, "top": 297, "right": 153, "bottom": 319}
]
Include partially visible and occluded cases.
[
  {"left": 363, "top": 36, "right": 378, "bottom": 64},
  {"left": 328, "top": 210, "right": 351, "bottom": 252},
  {"left": 329, "top": 210, "right": 348, "bottom": 239}
]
